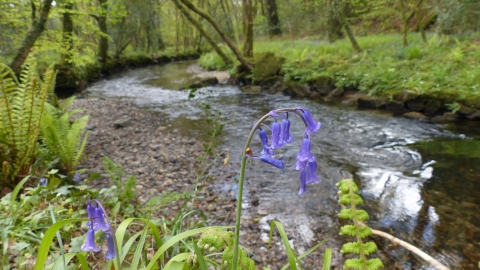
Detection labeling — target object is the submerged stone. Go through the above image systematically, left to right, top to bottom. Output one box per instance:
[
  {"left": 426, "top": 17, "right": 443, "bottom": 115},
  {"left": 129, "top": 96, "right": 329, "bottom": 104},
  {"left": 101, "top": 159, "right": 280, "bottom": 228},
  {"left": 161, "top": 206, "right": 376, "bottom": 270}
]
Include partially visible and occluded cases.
[{"left": 253, "top": 52, "right": 285, "bottom": 84}]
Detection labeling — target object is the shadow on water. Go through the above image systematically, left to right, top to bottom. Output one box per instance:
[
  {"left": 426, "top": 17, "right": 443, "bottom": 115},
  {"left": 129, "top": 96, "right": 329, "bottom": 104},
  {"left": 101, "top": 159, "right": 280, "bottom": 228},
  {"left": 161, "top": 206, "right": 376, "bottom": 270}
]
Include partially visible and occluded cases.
[{"left": 85, "top": 61, "right": 480, "bottom": 269}]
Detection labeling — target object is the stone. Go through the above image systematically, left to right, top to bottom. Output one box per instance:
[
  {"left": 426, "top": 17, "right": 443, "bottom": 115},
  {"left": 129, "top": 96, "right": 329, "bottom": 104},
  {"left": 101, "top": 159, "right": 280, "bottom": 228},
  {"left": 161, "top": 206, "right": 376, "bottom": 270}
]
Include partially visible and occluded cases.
[
  {"left": 253, "top": 52, "right": 285, "bottom": 84},
  {"left": 309, "top": 75, "right": 335, "bottom": 95},
  {"left": 184, "top": 77, "right": 219, "bottom": 89},
  {"left": 282, "top": 81, "right": 311, "bottom": 98},
  {"left": 240, "top": 86, "right": 262, "bottom": 93},
  {"left": 325, "top": 87, "right": 344, "bottom": 100},
  {"left": 357, "top": 95, "right": 387, "bottom": 109},
  {"left": 406, "top": 98, "right": 426, "bottom": 112},
  {"left": 424, "top": 99, "right": 443, "bottom": 115},
  {"left": 385, "top": 101, "right": 405, "bottom": 111},
  {"left": 458, "top": 104, "right": 476, "bottom": 115},
  {"left": 467, "top": 111, "right": 480, "bottom": 120},
  {"left": 403, "top": 112, "right": 428, "bottom": 119},
  {"left": 432, "top": 112, "right": 458, "bottom": 122},
  {"left": 113, "top": 117, "right": 133, "bottom": 128},
  {"left": 207, "top": 203, "right": 217, "bottom": 211}
]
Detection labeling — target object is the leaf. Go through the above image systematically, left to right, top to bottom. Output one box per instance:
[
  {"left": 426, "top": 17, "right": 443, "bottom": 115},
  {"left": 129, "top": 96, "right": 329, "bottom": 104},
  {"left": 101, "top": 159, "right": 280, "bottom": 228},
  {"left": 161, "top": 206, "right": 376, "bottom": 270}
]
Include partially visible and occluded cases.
[
  {"left": 9, "top": 175, "right": 30, "bottom": 211},
  {"left": 34, "top": 218, "right": 89, "bottom": 270},
  {"left": 269, "top": 221, "right": 299, "bottom": 270},
  {"left": 193, "top": 241, "right": 208, "bottom": 270},
  {"left": 322, "top": 248, "right": 332, "bottom": 270}
]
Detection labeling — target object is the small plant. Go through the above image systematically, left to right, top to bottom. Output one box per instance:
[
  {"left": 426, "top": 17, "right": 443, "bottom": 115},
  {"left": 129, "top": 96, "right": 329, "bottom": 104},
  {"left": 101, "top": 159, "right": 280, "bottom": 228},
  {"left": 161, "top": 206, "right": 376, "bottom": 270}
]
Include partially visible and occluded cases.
[
  {"left": 0, "top": 56, "right": 56, "bottom": 187},
  {"left": 40, "top": 98, "right": 90, "bottom": 175},
  {"left": 446, "top": 101, "right": 461, "bottom": 113},
  {"left": 337, "top": 179, "right": 384, "bottom": 270}
]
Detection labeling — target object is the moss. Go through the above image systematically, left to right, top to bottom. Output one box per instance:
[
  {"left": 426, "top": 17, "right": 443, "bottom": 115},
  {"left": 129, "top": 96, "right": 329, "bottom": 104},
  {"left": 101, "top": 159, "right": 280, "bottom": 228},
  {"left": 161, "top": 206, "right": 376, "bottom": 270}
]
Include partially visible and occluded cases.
[{"left": 253, "top": 52, "right": 285, "bottom": 84}]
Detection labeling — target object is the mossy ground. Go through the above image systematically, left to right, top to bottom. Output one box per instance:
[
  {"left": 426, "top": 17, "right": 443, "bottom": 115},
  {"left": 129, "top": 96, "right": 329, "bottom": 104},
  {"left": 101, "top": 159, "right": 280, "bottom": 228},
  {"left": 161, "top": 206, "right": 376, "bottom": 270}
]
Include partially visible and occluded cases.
[{"left": 199, "top": 33, "right": 480, "bottom": 108}]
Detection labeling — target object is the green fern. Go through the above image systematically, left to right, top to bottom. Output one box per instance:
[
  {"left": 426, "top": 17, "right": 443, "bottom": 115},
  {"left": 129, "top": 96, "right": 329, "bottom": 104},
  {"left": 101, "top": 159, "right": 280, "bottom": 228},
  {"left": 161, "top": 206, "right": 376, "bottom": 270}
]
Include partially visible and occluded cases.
[
  {"left": 0, "top": 56, "right": 56, "bottom": 186},
  {"left": 40, "top": 98, "right": 90, "bottom": 174},
  {"left": 337, "top": 179, "right": 384, "bottom": 270}
]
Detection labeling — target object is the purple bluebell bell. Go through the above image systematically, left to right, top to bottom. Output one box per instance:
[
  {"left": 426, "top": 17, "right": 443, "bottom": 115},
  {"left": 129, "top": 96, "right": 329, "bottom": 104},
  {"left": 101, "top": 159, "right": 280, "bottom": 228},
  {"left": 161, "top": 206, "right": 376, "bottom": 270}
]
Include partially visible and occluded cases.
[
  {"left": 296, "top": 107, "right": 321, "bottom": 134},
  {"left": 280, "top": 118, "right": 294, "bottom": 146},
  {"left": 270, "top": 122, "right": 282, "bottom": 149},
  {"left": 258, "top": 128, "right": 274, "bottom": 156},
  {"left": 294, "top": 136, "right": 320, "bottom": 194},
  {"left": 295, "top": 136, "right": 315, "bottom": 170},
  {"left": 258, "top": 155, "right": 285, "bottom": 171},
  {"left": 306, "top": 160, "right": 319, "bottom": 185},
  {"left": 298, "top": 169, "right": 307, "bottom": 195},
  {"left": 73, "top": 172, "right": 83, "bottom": 184},
  {"left": 39, "top": 178, "right": 48, "bottom": 186},
  {"left": 86, "top": 201, "right": 97, "bottom": 227},
  {"left": 94, "top": 206, "right": 111, "bottom": 232},
  {"left": 81, "top": 227, "right": 101, "bottom": 252},
  {"left": 104, "top": 232, "right": 116, "bottom": 260}
]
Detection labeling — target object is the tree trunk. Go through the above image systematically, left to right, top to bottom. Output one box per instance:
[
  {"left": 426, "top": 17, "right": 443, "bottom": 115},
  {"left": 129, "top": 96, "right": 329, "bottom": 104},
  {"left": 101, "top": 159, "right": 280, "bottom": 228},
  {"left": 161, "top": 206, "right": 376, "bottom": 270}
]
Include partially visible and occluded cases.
[
  {"left": 9, "top": 0, "right": 54, "bottom": 74},
  {"left": 61, "top": 0, "right": 74, "bottom": 65},
  {"left": 97, "top": 0, "right": 109, "bottom": 65},
  {"left": 172, "top": 0, "right": 233, "bottom": 64},
  {"left": 179, "top": 0, "right": 252, "bottom": 69},
  {"left": 242, "top": 0, "right": 253, "bottom": 58},
  {"left": 264, "top": 0, "right": 281, "bottom": 37},
  {"left": 326, "top": 0, "right": 343, "bottom": 43},
  {"left": 399, "top": 0, "right": 408, "bottom": 47},
  {"left": 416, "top": 7, "right": 427, "bottom": 43},
  {"left": 343, "top": 20, "right": 361, "bottom": 52}
]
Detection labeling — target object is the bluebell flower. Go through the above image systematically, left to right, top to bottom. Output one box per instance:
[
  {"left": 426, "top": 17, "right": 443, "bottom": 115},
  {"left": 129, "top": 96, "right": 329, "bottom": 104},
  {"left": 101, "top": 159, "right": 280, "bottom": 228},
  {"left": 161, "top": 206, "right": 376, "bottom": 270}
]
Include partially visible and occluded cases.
[
  {"left": 296, "top": 107, "right": 321, "bottom": 134},
  {"left": 280, "top": 118, "right": 294, "bottom": 146},
  {"left": 270, "top": 122, "right": 282, "bottom": 149},
  {"left": 258, "top": 128, "right": 274, "bottom": 156},
  {"left": 295, "top": 136, "right": 315, "bottom": 170},
  {"left": 247, "top": 154, "right": 285, "bottom": 171},
  {"left": 306, "top": 159, "right": 320, "bottom": 185},
  {"left": 298, "top": 169, "right": 307, "bottom": 195},
  {"left": 73, "top": 172, "right": 83, "bottom": 184},
  {"left": 39, "top": 178, "right": 48, "bottom": 186},
  {"left": 86, "top": 201, "right": 98, "bottom": 227},
  {"left": 94, "top": 206, "right": 111, "bottom": 232},
  {"left": 81, "top": 227, "right": 101, "bottom": 252},
  {"left": 104, "top": 232, "right": 116, "bottom": 260}
]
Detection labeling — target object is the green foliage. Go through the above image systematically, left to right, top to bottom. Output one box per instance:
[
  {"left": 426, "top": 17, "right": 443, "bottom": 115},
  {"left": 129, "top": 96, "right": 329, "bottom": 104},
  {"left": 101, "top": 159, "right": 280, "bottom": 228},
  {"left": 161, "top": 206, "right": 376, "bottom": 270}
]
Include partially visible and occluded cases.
[
  {"left": 198, "top": 50, "right": 234, "bottom": 71},
  {"left": 0, "top": 56, "right": 56, "bottom": 187},
  {"left": 40, "top": 99, "right": 90, "bottom": 174},
  {"left": 102, "top": 156, "right": 138, "bottom": 208},
  {"left": 337, "top": 179, "right": 384, "bottom": 270}
]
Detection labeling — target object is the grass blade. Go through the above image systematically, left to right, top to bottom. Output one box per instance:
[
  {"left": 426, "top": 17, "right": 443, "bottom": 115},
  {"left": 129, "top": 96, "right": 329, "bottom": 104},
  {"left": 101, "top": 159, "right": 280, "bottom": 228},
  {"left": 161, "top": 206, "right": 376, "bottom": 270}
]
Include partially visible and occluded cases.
[
  {"left": 9, "top": 175, "right": 30, "bottom": 211},
  {"left": 49, "top": 204, "right": 66, "bottom": 270},
  {"left": 34, "top": 218, "right": 89, "bottom": 270},
  {"left": 269, "top": 221, "right": 299, "bottom": 270},
  {"left": 130, "top": 225, "right": 149, "bottom": 270},
  {"left": 280, "top": 240, "right": 326, "bottom": 270},
  {"left": 192, "top": 241, "right": 208, "bottom": 270},
  {"left": 322, "top": 248, "right": 332, "bottom": 270},
  {"left": 163, "top": 253, "right": 191, "bottom": 270}
]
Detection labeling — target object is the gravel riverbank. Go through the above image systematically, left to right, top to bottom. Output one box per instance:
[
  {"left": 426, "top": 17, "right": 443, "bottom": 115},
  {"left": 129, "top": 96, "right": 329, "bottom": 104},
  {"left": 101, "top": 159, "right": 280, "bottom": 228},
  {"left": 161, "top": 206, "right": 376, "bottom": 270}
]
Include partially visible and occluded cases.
[{"left": 74, "top": 97, "right": 343, "bottom": 269}]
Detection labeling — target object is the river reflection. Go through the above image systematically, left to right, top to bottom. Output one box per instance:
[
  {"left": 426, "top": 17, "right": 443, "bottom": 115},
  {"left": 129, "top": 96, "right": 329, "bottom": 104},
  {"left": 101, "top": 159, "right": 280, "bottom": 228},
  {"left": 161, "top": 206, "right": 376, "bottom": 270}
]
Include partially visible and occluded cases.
[{"left": 85, "top": 61, "right": 480, "bottom": 269}]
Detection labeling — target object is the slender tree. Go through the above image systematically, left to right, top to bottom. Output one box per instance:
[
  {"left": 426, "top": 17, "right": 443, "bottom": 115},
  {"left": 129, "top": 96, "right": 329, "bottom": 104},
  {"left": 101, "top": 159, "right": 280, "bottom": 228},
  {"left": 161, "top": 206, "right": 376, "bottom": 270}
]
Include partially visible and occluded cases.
[
  {"left": 9, "top": 0, "right": 54, "bottom": 74},
  {"left": 170, "top": 0, "right": 232, "bottom": 64},
  {"left": 178, "top": 0, "right": 252, "bottom": 69},
  {"left": 242, "top": 0, "right": 254, "bottom": 58},
  {"left": 264, "top": 0, "right": 281, "bottom": 37}
]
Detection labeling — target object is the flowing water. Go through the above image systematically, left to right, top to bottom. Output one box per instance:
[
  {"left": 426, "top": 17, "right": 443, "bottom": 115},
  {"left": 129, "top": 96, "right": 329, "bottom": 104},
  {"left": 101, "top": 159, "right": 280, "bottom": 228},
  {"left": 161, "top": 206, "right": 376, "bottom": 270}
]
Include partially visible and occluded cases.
[{"left": 85, "top": 61, "right": 480, "bottom": 269}]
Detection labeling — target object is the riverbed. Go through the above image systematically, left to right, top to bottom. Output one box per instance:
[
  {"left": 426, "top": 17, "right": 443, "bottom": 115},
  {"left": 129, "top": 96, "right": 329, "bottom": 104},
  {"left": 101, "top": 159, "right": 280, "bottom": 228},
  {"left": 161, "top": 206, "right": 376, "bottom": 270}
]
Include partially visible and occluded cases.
[{"left": 83, "top": 60, "right": 480, "bottom": 269}]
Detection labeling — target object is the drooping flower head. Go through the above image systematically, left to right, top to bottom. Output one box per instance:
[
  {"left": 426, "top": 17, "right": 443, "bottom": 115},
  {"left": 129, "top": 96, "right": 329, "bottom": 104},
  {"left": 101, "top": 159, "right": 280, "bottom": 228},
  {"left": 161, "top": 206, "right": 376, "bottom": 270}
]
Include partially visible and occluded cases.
[
  {"left": 247, "top": 107, "right": 321, "bottom": 195},
  {"left": 296, "top": 107, "right": 321, "bottom": 134},
  {"left": 270, "top": 121, "right": 282, "bottom": 149},
  {"left": 258, "top": 128, "right": 274, "bottom": 156},
  {"left": 94, "top": 206, "right": 111, "bottom": 232},
  {"left": 81, "top": 228, "right": 101, "bottom": 252},
  {"left": 104, "top": 232, "right": 116, "bottom": 260}
]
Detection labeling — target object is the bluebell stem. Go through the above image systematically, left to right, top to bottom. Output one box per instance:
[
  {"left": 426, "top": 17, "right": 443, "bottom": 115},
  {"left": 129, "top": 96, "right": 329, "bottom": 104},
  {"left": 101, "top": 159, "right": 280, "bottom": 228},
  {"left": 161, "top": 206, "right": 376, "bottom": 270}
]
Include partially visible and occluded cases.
[
  {"left": 73, "top": 172, "right": 83, "bottom": 184},
  {"left": 39, "top": 178, "right": 48, "bottom": 186},
  {"left": 104, "top": 232, "right": 116, "bottom": 261}
]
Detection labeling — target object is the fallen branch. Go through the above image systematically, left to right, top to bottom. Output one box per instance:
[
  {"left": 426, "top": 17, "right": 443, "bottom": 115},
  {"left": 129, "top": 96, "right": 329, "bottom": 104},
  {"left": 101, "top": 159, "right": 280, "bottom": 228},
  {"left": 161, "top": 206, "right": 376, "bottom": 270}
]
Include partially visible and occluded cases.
[{"left": 371, "top": 229, "right": 449, "bottom": 270}]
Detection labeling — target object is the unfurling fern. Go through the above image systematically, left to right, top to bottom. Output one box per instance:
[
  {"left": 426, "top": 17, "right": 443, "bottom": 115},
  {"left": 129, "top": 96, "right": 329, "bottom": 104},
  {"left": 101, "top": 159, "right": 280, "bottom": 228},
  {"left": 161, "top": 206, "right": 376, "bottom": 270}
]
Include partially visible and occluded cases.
[
  {"left": 0, "top": 56, "right": 56, "bottom": 186},
  {"left": 40, "top": 97, "right": 90, "bottom": 175},
  {"left": 337, "top": 179, "right": 384, "bottom": 270},
  {"left": 192, "top": 228, "right": 257, "bottom": 270}
]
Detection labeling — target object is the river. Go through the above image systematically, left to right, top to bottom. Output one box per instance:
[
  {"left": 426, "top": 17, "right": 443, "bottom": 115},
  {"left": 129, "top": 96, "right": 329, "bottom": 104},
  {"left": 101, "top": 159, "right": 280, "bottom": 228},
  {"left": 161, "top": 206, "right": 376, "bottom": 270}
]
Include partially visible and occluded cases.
[{"left": 85, "top": 61, "right": 480, "bottom": 269}]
